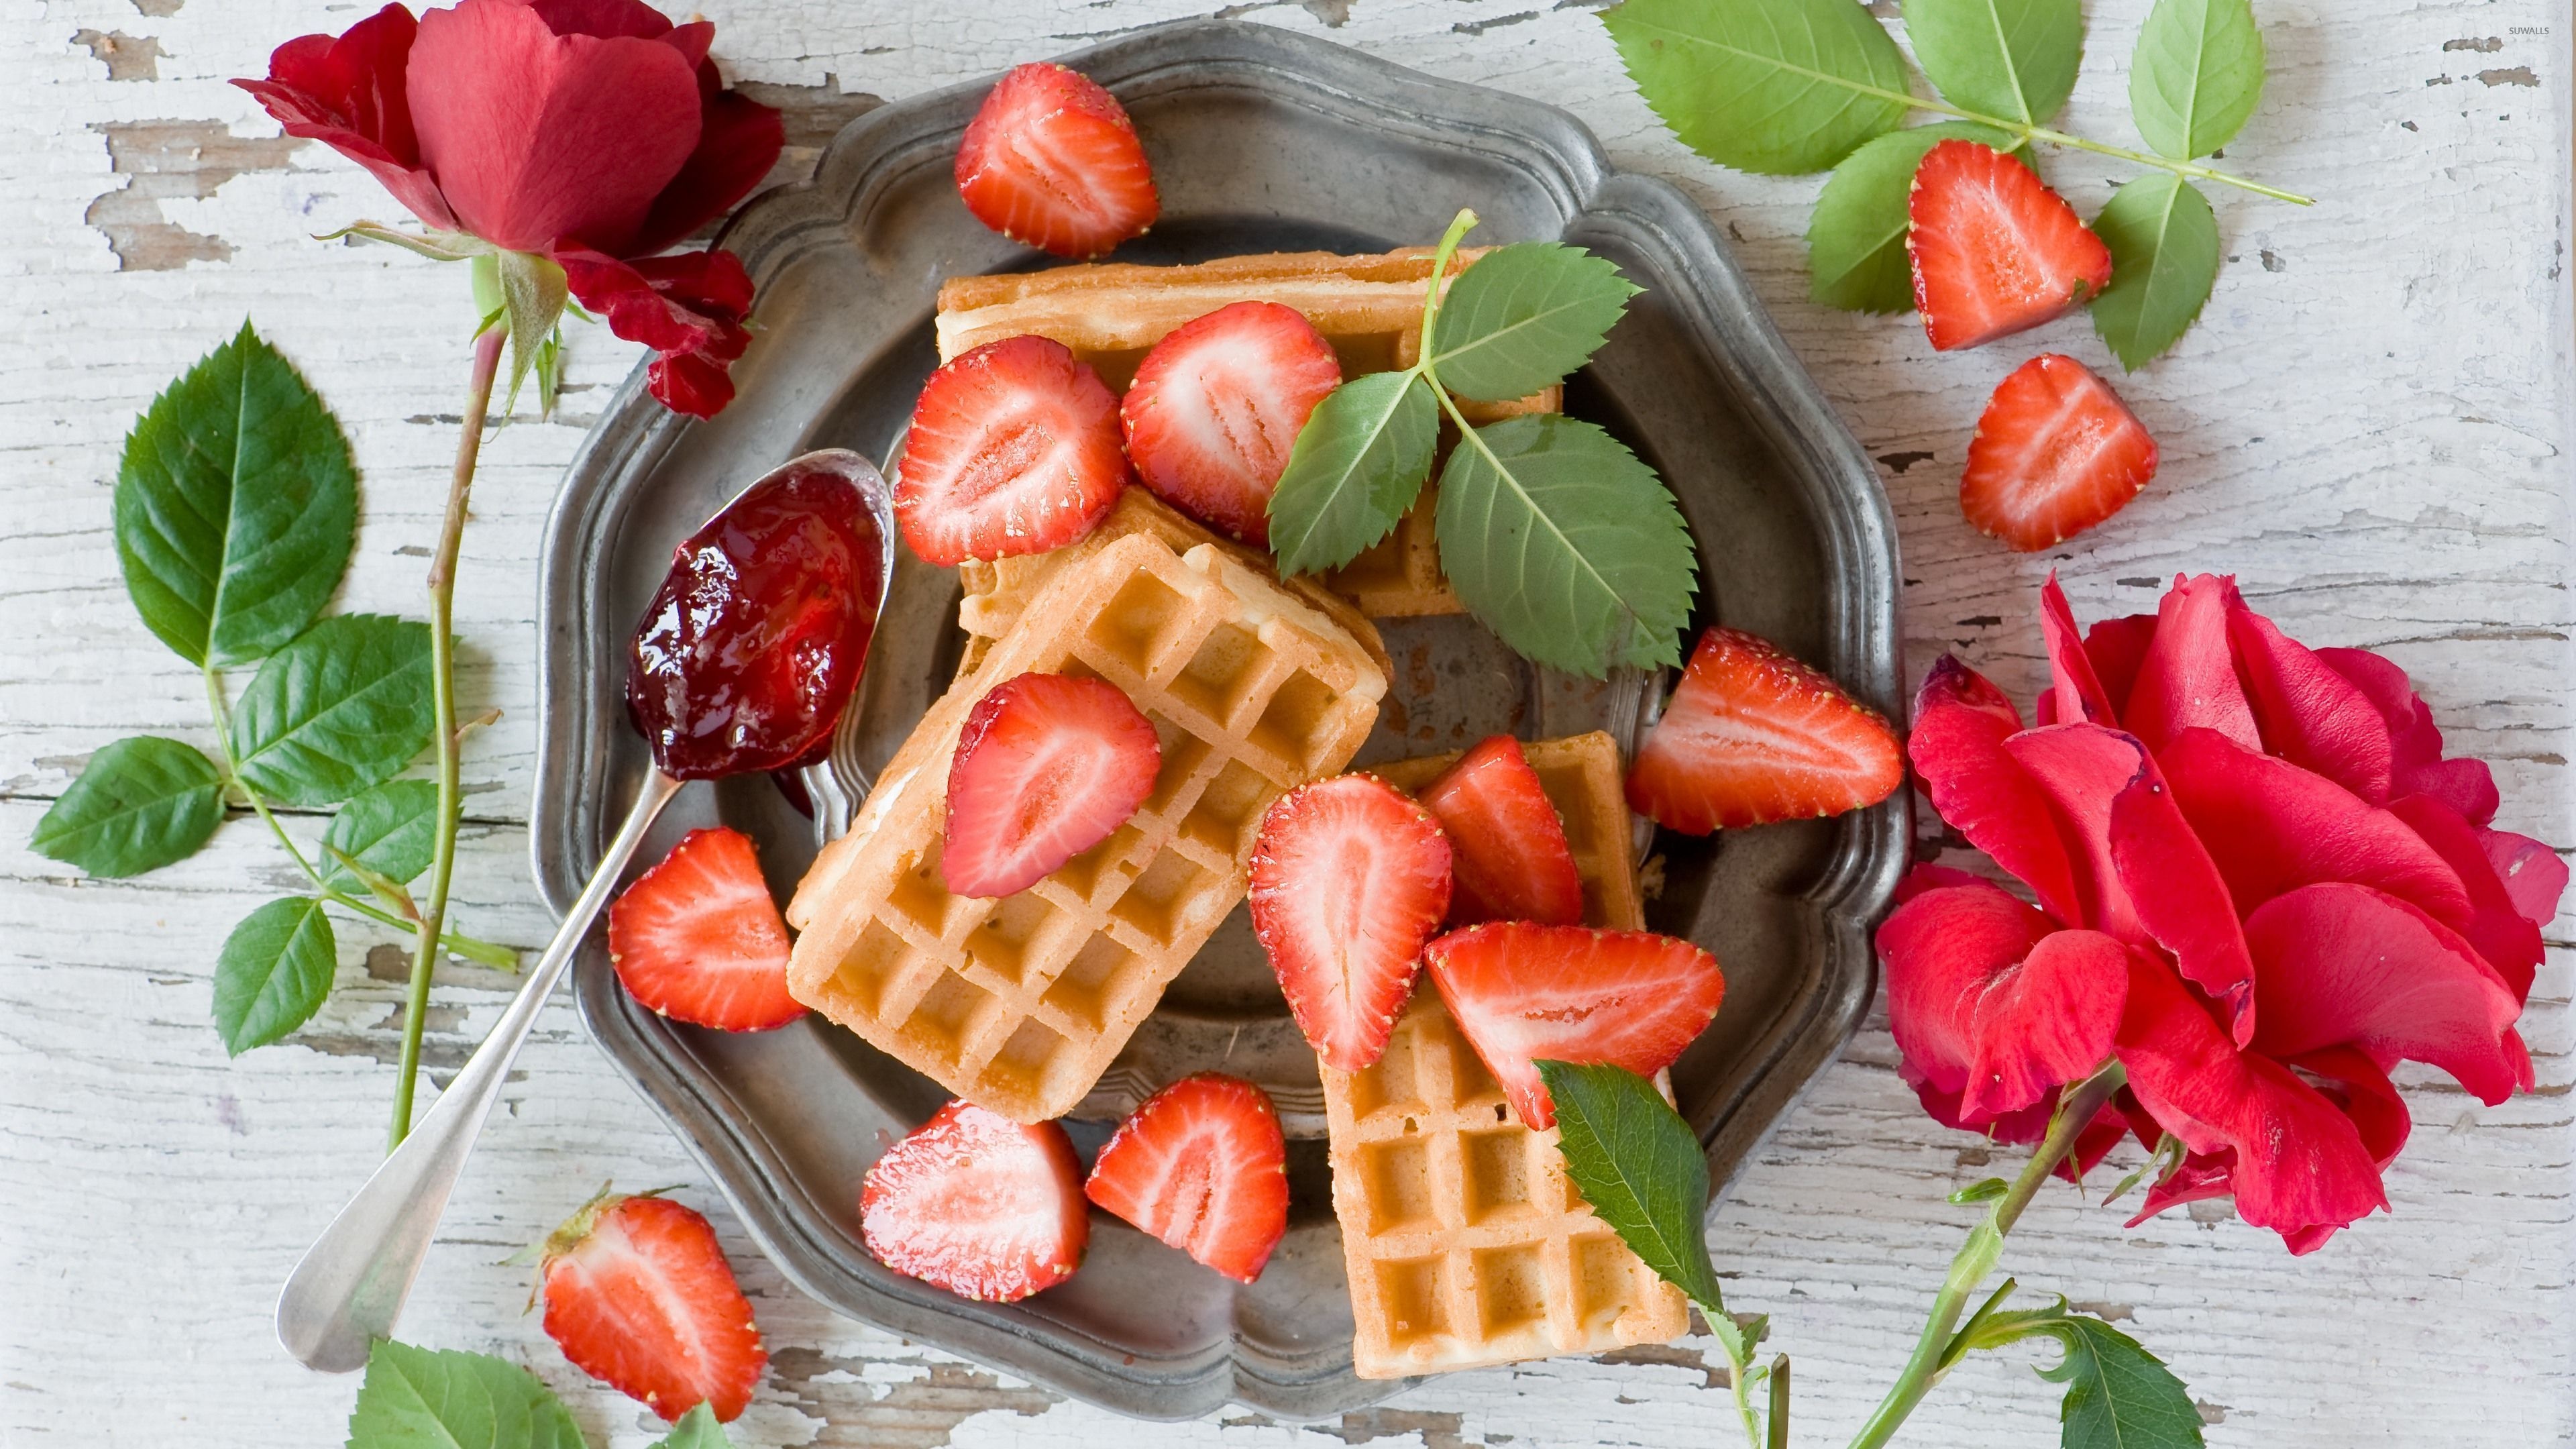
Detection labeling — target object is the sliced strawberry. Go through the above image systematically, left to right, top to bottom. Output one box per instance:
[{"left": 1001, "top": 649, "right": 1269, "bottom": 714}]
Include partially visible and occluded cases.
[
  {"left": 955, "top": 61, "right": 1159, "bottom": 259},
  {"left": 1907, "top": 140, "right": 2112, "bottom": 351},
  {"left": 1119, "top": 301, "right": 1343, "bottom": 545},
  {"left": 896, "top": 335, "right": 1129, "bottom": 567},
  {"left": 1960, "top": 353, "right": 2160, "bottom": 551},
  {"left": 1626, "top": 627, "right": 1902, "bottom": 835},
  {"left": 942, "top": 672, "right": 1161, "bottom": 898},
  {"left": 1416, "top": 735, "right": 1584, "bottom": 927},
  {"left": 1247, "top": 773, "right": 1453, "bottom": 1072},
  {"left": 607, "top": 827, "right": 804, "bottom": 1032},
  {"left": 1424, "top": 923, "right": 1725, "bottom": 1130},
  {"left": 1084, "top": 1073, "right": 1289, "bottom": 1283},
  {"left": 861, "top": 1099, "right": 1088, "bottom": 1302},
  {"left": 539, "top": 1189, "right": 767, "bottom": 1423}
]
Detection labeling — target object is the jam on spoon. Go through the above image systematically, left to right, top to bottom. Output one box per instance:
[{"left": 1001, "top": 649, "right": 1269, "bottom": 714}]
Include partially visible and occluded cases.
[{"left": 278, "top": 449, "right": 895, "bottom": 1375}]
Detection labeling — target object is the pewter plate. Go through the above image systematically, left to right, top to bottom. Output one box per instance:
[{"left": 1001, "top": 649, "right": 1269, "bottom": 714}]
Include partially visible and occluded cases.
[{"left": 531, "top": 18, "right": 1904, "bottom": 1423}]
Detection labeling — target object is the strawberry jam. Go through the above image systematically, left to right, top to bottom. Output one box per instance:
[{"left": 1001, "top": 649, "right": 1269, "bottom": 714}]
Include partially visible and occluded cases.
[{"left": 627, "top": 459, "right": 885, "bottom": 780}]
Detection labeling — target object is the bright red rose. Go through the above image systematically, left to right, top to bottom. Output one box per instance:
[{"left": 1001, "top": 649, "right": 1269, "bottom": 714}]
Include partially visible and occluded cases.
[
  {"left": 233, "top": 0, "right": 784, "bottom": 417},
  {"left": 1880, "top": 574, "right": 2562, "bottom": 1252}
]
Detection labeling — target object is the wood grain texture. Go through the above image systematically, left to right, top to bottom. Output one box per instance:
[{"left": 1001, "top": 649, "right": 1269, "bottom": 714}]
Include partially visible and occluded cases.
[{"left": 1, "top": 0, "right": 2566, "bottom": 1445}]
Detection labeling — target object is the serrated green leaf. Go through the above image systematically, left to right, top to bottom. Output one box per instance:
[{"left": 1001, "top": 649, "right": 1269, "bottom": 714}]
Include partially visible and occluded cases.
[
  {"left": 1603, "top": 0, "right": 1915, "bottom": 175},
  {"left": 1904, "top": 0, "right": 2083, "bottom": 125},
  {"left": 2129, "top": 0, "right": 2264, "bottom": 160},
  {"left": 1807, "top": 123, "right": 2023, "bottom": 311},
  {"left": 2089, "top": 174, "right": 2220, "bottom": 369},
  {"left": 1426, "top": 242, "right": 1640, "bottom": 401},
  {"left": 113, "top": 323, "right": 357, "bottom": 667},
  {"left": 1269, "top": 370, "right": 1440, "bottom": 576},
  {"left": 1435, "top": 415, "right": 1698, "bottom": 676},
  {"left": 231, "top": 614, "right": 435, "bottom": 807},
  {"left": 28, "top": 736, "right": 223, "bottom": 877},
  {"left": 322, "top": 779, "right": 441, "bottom": 891},
  {"left": 211, "top": 896, "right": 337, "bottom": 1055},
  {"left": 1538, "top": 1060, "right": 1724, "bottom": 1310},
  {"left": 2037, "top": 1316, "right": 2206, "bottom": 1449},
  {"left": 345, "top": 1339, "right": 587, "bottom": 1449},
  {"left": 652, "top": 1403, "right": 733, "bottom": 1449}
]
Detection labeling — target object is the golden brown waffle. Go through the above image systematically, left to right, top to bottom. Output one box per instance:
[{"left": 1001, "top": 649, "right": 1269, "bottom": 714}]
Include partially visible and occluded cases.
[
  {"left": 934, "top": 249, "right": 1562, "bottom": 618},
  {"left": 785, "top": 531, "right": 1389, "bottom": 1123},
  {"left": 1319, "top": 733, "right": 1690, "bottom": 1378}
]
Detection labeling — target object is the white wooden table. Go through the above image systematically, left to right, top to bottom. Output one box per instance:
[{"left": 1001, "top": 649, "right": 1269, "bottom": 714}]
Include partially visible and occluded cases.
[{"left": 5, "top": 1, "right": 2567, "bottom": 1444}]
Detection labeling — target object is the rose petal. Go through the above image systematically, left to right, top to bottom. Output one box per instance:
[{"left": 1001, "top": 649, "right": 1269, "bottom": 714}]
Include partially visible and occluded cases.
[
  {"left": 410, "top": 0, "right": 702, "bottom": 254},
  {"left": 526, "top": 0, "right": 680, "bottom": 39},
  {"left": 231, "top": 4, "right": 460, "bottom": 231},
  {"left": 630, "top": 83, "right": 786, "bottom": 255},
  {"left": 558, "top": 245, "right": 755, "bottom": 418},
  {"left": 2041, "top": 573, "right": 2118, "bottom": 724},
  {"left": 2122, "top": 574, "right": 2260, "bottom": 755},
  {"left": 2224, "top": 601, "right": 2395, "bottom": 803},
  {"left": 2084, "top": 612, "right": 2159, "bottom": 720},
  {"left": 2318, "top": 647, "right": 2500, "bottom": 825},
  {"left": 1909, "top": 657, "right": 2086, "bottom": 925},
  {"left": 2159, "top": 727, "right": 2473, "bottom": 929},
  {"left": 2390, "top": 796, "right": 2544, "bottom": 1000},
  {"left": 2480, "top": 826, "right": 2569, "bottom": 928},
  {"left": 1891, "top": 861, "right": 1988, "bottom": 906},
  {"left": 1878, "top": 881, "right": 2128, "bottom": 1121},
  {"left": 2245, "top": 881, "right": 2529, "bottom": 1104}
]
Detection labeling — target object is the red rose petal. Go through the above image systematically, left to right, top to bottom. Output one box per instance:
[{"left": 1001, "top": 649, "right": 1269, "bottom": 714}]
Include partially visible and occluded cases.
[
  {"left": 232, "top": 4, "right": 461, "bottom": 232},
  {"left": 2039, "top": 572, "right": 2118, "bottom": 724},
  {"left": 2121, "top": 574, "right": 2260, "bottom": 755},
  {"left": 2225, "top": 602, "right": 2396, "bottom": 803},
  {"left": 2082, "top": 612, "right": 2159, "bottom": 721},
  {"left": 2320, "top": 646, "right": 2502, "bottom": 825},
  {"left": 1909, "top": 657, "right": 2086, "bottom": 926},
  {"left": 2390, "top": 796, "right": 2545, "bottom": 1000},
  {"left": 2480, "top": 826, "right": 2570, "bottom": 928},
  {"left": 1878, "top": 879, "right": 2128, "bottom": 1122}
]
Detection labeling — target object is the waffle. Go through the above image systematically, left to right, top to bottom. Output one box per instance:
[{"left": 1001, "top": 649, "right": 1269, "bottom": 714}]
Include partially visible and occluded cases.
[
  {"left": 934, "top": 249, "right": 1562, "bottom": 618},
  {"left": 785, "top": 531, "right": 1388, "bottom": 1123},
  {"left": 1319, "top": 733, "right": 1690, "bottom": 1378}
]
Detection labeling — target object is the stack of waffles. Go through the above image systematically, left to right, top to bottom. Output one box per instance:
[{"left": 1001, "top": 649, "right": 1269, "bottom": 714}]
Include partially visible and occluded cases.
[{"left": 1321, "top": 733, "right": 1690, "bottom": 1378}]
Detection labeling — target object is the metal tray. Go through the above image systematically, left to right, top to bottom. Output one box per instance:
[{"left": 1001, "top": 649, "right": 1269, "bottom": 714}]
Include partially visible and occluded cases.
[{"left": 531, "top": 17, "right": 1904, "bottom": 1423}]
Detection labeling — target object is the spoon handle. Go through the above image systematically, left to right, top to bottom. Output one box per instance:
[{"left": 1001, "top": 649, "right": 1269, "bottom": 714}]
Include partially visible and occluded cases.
[{"left": 276, "top": 767, "right": 686, "bottom": 1373}]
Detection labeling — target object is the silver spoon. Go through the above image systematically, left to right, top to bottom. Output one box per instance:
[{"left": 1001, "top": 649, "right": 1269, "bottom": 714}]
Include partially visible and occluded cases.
[{"left": 276, "top": 448, "right": 896, "bottom": 1373}]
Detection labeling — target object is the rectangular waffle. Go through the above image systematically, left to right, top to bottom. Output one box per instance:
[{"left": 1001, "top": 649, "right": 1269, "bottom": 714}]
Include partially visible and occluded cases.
[
  {"left": 934, "top": 249, "right": 1562, "bottom": 618},
  {"left": 785, "top": 531, "right": 1388, "bottom": 1123},
  {"left": 1319, "top": 733, "right": 1690, "bottom": 1378}
]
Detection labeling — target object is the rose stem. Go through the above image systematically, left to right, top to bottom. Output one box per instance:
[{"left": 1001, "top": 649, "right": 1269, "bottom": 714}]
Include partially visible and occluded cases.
[{"left": 389, "top": 324, "right": 504, "bottom": 1152}]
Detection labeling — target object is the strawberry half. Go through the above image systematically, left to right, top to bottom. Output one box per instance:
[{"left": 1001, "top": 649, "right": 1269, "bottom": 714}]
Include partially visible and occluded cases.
[
  {"left": 955, "top": 62, "right": 1159, "bottom": 259},
  {"left": 1907, "top": 140, "right": 2112, "bottom": 351},
  {"left": 1119, "top": 301, "right": 1343, "bottom": 545},
  {"left": 896, "top": 334, "right": 1129, "bottom": 567},
  {"left": 1960, "top": 353, "right": 2160, "bottom": 551},
  {"left": 1626, "top": 627, "right": 1902, "bottom": 835},
  {"left": 942, "top": 672, "right": 1161, "bottom": 898},
  {"left": 1416, "top": 735, "right": 1584, "bottom": 927},
  {"left": 1247, "top": 773, "right": 1453, "bottom": 1072},
  {"left": 607, "top": 827, "right": 804, "bottom": 1032},
  {"left": 1424, "top": 924, "right": 1724, "bottom": 1130},
  {"left": 1084, "top": 1073, "right": 1289, "bottom": 1283},
  {"left": 861, "top": 1099, "right": 1088, "bottom": 1303},
  {"left": 539, "top": 1189, "right": 767, "bottom": 1423}
]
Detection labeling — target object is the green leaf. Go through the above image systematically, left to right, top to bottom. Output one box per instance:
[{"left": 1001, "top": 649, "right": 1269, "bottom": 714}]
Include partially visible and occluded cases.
[
  {"left": 1603, "top": 0, "right": 1915, "bottom": 175},
  {"left": 1902, "top": 0, "right": 2083, "bottom": 126},
  {"left": 2129, "top": 0, "right": 2265, "bottom": 160},
  {"left": 1807, "top": 123, "right": 2023, "bottom": 311},
  {"left": 2089, "top": 174, "right": 2220, "bottom": 369},
  {"left": 323, "top": 222, "right": 494, "bottom": 262},
  {"left": 1426, "top": 242, "right": 1641, "bottom": 402},
  {"left": 113, "top": 322, "right": 357, "bottom": 666},
  {"left": 1268, "top": 370, "right": 1440, "bottom": 576},
  {"left": 1434, "top": 415, "right": 1699, "bottom": 676},
  {"left": 231, "top": 614, "right": 435, "bottom": 807},
  {"left": 29, "top": 736, "right": 223, "bottom": 877},
  {"left": 322, "top": 779, "right": 441, "bottom": 891},
  {"left": 211, "top": 896, "right": 337, "bottom": 1055},
  {"left": 1538, "top": 1060, "right": 1723, "bottom": 1308},
  {"left": 2037, "top": 1315, "right": 2206, "bottom": 1449},
  {"left": 345, "top": 1340, "right": 587, "bottom": 1449},
  {"left": 652, "top": 1403, "right": 733, "bottom": 1449}
]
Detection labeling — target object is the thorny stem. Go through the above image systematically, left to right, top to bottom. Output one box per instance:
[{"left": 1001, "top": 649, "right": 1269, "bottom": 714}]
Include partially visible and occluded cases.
[
  {"left": 390, "top": 325, "right": 503, "bottom": 1152},
  {"left": 1843, "top": 1062, "right": 2129, "bottom": 1449}
]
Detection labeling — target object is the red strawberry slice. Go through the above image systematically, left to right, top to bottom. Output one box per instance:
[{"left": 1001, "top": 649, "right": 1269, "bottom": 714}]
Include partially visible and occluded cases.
[
  {"left": 955, "top": 62, "right": 1159, "bottom": 260},
  {"left": 1907, "top": 140, "right": 2112, "bottom": 351},
  {"left": 1119, "top": 301, "right": 1344, "bottom": 545},
  {"left": 896, "top": 335, "right": 1129, "bottom": 567},
  {"left": 1960, "top": 353, "right": 2160, "bottom": 551},
  {"left": 1626, "top": 627, "right": 1902, "bottom": 835},
  {"left": 942, "top": 672, "right": 1162, "bottom": 898},
  {"left": 1416, "top": 735, "right": 1584, "bottom": 927},
  {"left": 1247, "top": 773, "right": 1454, "bottom": 1071},
  {"left": 607, "top": 827, "right": 805, "bottom": 1032},
  {"left": 1424, "top": 923, "right": 1725, "bottom": 1130},
  {"left": 1084, "top": 1073, "right": 1289, "bottom": 1283},
  {"left": 861, "top": 1099, "right": 1089, "bottom": 1302},
  {"left": 539, "top": 1189, "right": 767, "bottom": 1423}
]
